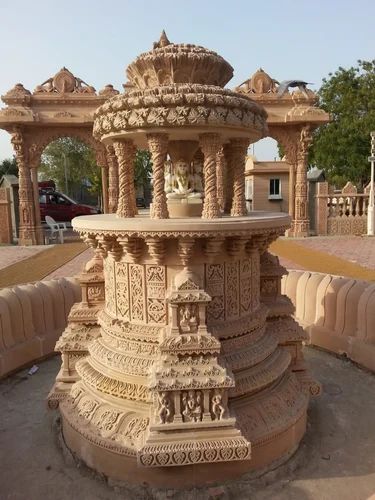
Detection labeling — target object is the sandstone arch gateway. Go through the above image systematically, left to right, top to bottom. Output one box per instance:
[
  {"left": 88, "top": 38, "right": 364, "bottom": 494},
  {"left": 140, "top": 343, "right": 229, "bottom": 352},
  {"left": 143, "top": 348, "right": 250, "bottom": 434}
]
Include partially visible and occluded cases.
[
  {"left": 0, "top": 47, "right": 328, "bottom": 245},
  {"left": 0, "top": 68, "right": 121, "bottom": 245}
]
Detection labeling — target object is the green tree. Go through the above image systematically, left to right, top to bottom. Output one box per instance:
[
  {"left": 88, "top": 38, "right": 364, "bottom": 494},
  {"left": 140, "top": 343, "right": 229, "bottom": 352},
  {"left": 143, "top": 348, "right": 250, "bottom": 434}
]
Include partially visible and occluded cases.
[
  {"left": 310, "top": 59, "right": 375, "bottom": 189},
  {"left": 39, "top": 137, "right": 101, "bottom": 203},
  {"left": 39, "top": 139, "right": 153, "bottom": 206},
  {"left": 134, "top": 149, "right": 152, "bottom": 193},
  {"left": 0, "top": 157, "right": 18, "bottom": 177}
]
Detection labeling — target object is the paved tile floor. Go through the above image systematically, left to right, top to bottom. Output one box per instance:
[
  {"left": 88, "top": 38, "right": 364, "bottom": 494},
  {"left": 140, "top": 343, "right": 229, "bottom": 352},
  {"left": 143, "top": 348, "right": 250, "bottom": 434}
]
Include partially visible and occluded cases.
[
  {"left": 0, "top": 236, "right": 373, "bottom": 280},
  {"left": 291, "top": 236, "right": 375, "bottom": 270},
  {"left": 0, "top": 245, "right": 47, "bottom": 271}
]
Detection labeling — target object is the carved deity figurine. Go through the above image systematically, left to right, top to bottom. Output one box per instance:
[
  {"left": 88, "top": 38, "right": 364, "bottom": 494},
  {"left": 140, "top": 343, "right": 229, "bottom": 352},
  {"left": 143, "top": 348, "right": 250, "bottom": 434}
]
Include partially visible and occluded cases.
[
  {"left": 166, "top": 160, "right": 202, "bottom": 200},
  {"left": 173, "top": 160, "right": 192, "bottom": 196},
  {"left": 179, "top": 304, "right": 198, "bottom": 332},
  {"left": 182, "top": 390, "right": 203, "bottom": 422},
  {"left": 158, "top": 392, "right": 172, "bottom": 424},
  {"left": 211, "top": 392, "right": 225, "bottom": 421}
]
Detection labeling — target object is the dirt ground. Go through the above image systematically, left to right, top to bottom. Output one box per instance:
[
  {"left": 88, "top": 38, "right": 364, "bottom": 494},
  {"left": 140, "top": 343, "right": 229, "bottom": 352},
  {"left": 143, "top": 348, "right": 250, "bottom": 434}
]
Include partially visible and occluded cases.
[{"left": 1, "top": 347, "right": 375, "bottom": 500}]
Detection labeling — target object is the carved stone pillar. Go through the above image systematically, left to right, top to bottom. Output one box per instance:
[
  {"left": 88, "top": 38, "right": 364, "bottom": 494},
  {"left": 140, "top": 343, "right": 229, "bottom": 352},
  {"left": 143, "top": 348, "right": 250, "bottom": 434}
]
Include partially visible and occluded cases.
[
  {"left": 269, "top": 126, "right": 299, "bottom": 235},
  {"left": 294, "top": 126, "right": 312, "bottom": 237},
  {"left": 11, "top": 130, "right": 37, "bottom": 245},
  {"left": 147, "top": 133, "right": 169, "bottom": 219},
  {"left": 199, "top": 133, "right": 221, "bottom": 219},
  {"left": 229, "top": 138, "right": 248, "bottom": 217},
  {"left": 27, "top": 140, "right": 44, "bottom": 245},
  {"left": 113, "top": 140, "right": 137, "bottom": 218},
  {"left": 106, "top": 144, "right": 119, "bottom": 214},
  {"left": 223, "top": 144, "right": 233, "bottom": 214},
  {"left": 216, "top": 146, "right": 225, "bottom": 213},
  {"left": 96, "top": 147, "right": 109, "bottom": 214},
  {"left": 30, "top": 165, "right": 44, "bottom": 244},
  {"left": 315, "top": 181, "right": 329, "bottom": 236}
]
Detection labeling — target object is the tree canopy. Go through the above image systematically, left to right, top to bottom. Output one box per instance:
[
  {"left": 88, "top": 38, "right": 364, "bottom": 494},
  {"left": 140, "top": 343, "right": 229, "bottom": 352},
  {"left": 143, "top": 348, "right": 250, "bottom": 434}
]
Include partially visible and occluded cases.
[
  {"left": 310, "top": 59, "right": 375, "bottom": 189},
  {"left": 39, "top": 137, "right": 152, "bottom": 205},
  {"left": 40, "top": 137, "right": 100, "bottom": 203},
  {"left": 134, "top": 149, "right": 152, "bottom": 192},
  {"left": 0, "top": 157, "right": 18, "bottom": 178}
]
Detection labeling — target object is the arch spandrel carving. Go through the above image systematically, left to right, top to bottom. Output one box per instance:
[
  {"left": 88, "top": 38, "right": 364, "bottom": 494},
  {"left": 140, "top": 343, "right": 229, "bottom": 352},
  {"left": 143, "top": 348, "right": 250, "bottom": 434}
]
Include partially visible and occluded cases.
[
  {"left": 33, "top": 67, "right": 97, "bottom": 95},
  {"left": 235, "top": 69, "right": 278, "bottom": 95}
]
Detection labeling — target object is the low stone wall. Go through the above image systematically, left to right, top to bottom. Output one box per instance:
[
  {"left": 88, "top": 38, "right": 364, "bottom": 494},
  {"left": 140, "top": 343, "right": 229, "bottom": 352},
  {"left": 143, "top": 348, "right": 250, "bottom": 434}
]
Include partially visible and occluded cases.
[
  {"left": 1, "top": 271, "right": 374, "bottom": 379},
  {"left": 282, "top": 271, "right": 375, "bottom": 372},
  {"left": 0, "top": 278, "right": 80, "bottom": 378}
]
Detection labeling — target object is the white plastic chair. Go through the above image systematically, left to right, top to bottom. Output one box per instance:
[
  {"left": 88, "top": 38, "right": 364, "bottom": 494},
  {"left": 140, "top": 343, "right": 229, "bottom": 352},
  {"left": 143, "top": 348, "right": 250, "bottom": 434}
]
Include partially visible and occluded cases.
[{"left": 44, "top": 215, "right": 67, "bottom": 244}]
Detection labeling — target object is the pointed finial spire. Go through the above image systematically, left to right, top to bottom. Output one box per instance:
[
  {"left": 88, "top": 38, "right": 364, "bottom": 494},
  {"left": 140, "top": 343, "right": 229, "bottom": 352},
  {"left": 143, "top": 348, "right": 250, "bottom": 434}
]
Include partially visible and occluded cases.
[{"left": 153, "top": 30, "right": 171, "bottom": 49}]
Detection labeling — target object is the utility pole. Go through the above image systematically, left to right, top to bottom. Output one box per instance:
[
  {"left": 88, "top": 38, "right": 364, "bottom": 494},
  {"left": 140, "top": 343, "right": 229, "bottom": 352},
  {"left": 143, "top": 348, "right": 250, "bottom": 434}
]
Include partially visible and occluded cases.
[{"left": 367, "top": 131, "right": 375, "bottom": 236}]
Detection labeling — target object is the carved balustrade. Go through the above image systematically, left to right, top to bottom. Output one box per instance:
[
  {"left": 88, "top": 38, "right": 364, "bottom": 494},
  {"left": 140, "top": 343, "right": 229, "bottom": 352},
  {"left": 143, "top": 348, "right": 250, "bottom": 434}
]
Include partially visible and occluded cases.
[{"left": 315, "top": 181, "right": 369, "bottom": 235}]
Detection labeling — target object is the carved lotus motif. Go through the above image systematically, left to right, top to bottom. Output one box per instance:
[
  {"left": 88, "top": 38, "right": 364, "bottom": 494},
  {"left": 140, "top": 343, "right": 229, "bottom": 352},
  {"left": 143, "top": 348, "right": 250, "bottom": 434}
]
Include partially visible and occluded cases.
[{"left": 127, "top": 41, "right": 234, "bottom": 90}]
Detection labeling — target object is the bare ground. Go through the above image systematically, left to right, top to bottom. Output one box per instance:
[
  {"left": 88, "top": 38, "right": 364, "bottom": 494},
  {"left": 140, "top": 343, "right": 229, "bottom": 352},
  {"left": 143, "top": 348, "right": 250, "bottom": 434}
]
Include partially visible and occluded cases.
[{"left": 1, "top": 347, "right": 375, "bottom": 500}]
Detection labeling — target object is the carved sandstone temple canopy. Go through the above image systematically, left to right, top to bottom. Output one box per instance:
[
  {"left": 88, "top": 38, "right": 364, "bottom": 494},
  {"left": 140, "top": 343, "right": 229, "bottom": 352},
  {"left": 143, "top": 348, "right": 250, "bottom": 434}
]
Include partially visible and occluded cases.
[
  {"left": 48, "top": 33, "right": 319, "bottom": 487},
  {"left": 0, "top": 67, "right": 120, "bottom": 244},
  {"left": 235, "top": 68, "right": 330, "bottom": 236}
]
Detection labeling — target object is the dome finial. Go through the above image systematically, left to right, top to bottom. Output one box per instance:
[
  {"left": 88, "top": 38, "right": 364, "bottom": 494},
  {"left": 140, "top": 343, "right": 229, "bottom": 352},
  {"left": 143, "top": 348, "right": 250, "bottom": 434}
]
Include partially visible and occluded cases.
[{"left": 153, "top": 30, "right": 171, "bottom": 49}]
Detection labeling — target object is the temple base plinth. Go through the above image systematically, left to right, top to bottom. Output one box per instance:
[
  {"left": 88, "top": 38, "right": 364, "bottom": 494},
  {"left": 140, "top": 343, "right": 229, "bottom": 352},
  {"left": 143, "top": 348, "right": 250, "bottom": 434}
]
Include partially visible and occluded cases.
[{"left": 50, "top": 213, "right": 315, "bottom": 486}]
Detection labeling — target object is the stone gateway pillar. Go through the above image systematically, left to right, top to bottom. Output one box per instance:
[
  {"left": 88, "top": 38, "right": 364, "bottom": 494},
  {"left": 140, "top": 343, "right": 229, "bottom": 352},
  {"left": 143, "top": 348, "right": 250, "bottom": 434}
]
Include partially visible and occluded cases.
[
  {"left": 293, "top": 125, "right": 312, "bottom": 237},
  {"left": 11, "top": 130, "right": 38, "bottom": 245}
]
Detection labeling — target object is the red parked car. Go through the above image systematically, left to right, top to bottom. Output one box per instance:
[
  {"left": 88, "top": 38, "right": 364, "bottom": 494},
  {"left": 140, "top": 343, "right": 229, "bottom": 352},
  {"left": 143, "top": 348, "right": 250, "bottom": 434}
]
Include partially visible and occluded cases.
[{"left": 39, "top": 183, "right": 100, "bottom": 222}]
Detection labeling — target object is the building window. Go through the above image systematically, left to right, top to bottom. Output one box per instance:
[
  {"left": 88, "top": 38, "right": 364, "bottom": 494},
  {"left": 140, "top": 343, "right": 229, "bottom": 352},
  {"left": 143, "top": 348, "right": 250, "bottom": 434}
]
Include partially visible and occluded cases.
[{"left": 269, "top": 178, "right": 282, "bottom": 199}]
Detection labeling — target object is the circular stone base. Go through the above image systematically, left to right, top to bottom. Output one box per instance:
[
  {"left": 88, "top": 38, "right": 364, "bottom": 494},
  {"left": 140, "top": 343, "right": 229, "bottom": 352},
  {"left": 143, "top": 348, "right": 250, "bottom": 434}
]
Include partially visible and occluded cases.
[{"left": 61, "top": 405, "right": 306, "bottom": 488}]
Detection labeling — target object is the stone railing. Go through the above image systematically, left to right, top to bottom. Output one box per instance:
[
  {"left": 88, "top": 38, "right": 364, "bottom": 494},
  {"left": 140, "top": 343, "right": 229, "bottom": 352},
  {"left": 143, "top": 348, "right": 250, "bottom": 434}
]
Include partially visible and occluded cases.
[
  {"left": 315, "top": 181, "right": 369, "bottom": 236},
  {"left": 282, "top": 270, "right": 375, "bottom": 372},
  {"left": 0, "top": 278, "right": 80, "bottom": 378}
]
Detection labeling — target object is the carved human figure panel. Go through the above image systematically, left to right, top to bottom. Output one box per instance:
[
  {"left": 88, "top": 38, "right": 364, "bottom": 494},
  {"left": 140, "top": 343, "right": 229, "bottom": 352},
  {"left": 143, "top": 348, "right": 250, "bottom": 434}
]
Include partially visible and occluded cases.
[
  {"left": 179, "top": 304, "right": 199, "bottom": 333},
  {"left": 181, "top": 390, "right": 203, "bottom": 422},
  {"left": 157, "top": 391, "right": 173, "bottom": 424},
  {"left": 211, "top": 391, "right": 226, "bottom": 420}
]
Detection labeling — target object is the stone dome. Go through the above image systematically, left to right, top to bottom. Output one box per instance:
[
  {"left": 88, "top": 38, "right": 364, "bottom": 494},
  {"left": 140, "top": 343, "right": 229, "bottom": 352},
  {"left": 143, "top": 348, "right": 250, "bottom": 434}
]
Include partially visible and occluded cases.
[{"left": 126, "top": 31, "right": 234, "bottom": 89}]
